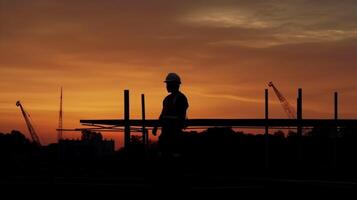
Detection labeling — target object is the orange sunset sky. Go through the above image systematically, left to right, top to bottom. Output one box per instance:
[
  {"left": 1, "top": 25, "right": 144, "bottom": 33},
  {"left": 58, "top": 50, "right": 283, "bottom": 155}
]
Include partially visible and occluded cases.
[{"left": 1, "top": 0, "right": 357, "bottom": 147}]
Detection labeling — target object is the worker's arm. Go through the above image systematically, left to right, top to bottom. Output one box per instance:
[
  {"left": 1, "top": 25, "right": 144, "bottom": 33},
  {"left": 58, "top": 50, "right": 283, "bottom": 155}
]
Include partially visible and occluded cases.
[
  {"left": 177, "top": 95, "right": 189, "bottom": 129},
  {"left": 152, "top": 103, "right": 164, "bottom": 136}
]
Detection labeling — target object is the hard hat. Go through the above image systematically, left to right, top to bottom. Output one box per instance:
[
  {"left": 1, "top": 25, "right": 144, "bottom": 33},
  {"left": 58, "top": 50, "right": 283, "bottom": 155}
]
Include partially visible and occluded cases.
[{"left": 164, "top": 73, "right": 181, "bottom": 84}]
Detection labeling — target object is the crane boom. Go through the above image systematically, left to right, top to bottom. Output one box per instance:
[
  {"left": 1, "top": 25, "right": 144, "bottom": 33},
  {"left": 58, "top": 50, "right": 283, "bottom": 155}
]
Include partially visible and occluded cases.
[
  {"left": 268, "top": 82, "right": 296, "bottom": 119},
  {"left": 16, "top": 101, "right": 42, "bottom": 146}
]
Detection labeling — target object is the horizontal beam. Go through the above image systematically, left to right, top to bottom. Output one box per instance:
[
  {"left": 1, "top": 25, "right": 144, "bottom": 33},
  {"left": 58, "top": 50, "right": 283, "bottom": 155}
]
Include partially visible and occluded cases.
[{"left": 80, "top": 119, "right": 357, "bottom": 128}]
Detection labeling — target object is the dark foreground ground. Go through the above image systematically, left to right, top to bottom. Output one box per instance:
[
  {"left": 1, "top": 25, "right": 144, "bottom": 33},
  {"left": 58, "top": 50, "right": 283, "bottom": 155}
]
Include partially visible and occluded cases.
[
  {"left": 2, "top": 127, "right": 357, "bottom": 196},
  {"left": 2, "top": 157, "right": 357, "bottom": 197}
]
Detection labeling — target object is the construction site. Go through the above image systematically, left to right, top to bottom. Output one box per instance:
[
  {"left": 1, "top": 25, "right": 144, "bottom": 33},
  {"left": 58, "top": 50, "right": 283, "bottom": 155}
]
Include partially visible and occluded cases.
[
  {"left": 4, "top": 0, "right": 357, "bottom": 196},
  {"left": 1, "top": 82, "right": 357, "bottom": 194}
]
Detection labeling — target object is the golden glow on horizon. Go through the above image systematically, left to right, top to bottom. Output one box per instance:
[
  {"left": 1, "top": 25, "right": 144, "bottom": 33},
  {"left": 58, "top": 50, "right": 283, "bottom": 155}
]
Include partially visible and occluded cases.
[{"left": 1, "top": 0, "right": 357, "bottom": 147}]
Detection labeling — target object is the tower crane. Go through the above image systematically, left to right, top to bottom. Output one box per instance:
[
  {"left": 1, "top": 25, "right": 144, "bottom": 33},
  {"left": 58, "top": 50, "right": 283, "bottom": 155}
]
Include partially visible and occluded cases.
[
  {"left": 268, "top": 82, "right": 296, "bottom": 119},
  {"left": 16, "top": 101, "right": 42, "bottom": 146}
]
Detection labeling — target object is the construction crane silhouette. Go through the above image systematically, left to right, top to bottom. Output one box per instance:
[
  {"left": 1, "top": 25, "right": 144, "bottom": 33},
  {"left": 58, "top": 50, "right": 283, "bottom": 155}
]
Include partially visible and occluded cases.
[
  {"left": 268, "top": 82, "right": 296, "bottom": 119},
  {"left": 16, "top": 101, "right": 42, "bottom": 146}
]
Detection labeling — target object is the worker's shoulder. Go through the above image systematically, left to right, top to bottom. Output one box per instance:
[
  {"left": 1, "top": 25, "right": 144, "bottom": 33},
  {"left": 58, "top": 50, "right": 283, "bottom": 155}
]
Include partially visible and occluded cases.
[
  {"left": 177, "top": 91, "right": 188, "bottom": 100},
  {"left": 164, "top": 92, "right": 188, "bottom": 102},
  {"left": 176, "top": 92, "right": 188, "bottom": 106}
]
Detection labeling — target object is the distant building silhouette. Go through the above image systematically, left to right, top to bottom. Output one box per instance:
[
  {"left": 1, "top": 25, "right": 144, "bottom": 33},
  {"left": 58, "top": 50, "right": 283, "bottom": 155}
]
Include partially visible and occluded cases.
[{"left": 58, "top": 130, "right": 114, "bottom": 159}]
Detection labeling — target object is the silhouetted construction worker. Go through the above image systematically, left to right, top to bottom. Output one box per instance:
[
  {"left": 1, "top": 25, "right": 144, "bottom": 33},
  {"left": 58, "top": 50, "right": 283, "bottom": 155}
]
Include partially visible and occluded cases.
[{"left": 153, "top": 73, "right": 189, "bottom": 157}]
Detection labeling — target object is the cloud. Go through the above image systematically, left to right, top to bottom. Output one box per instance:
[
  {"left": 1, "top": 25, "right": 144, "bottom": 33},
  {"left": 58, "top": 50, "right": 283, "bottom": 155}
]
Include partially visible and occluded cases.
[
  {"left": 180, "top": 0, "right": 357, "bottom": 47},
  {"left": 206, "top": 29, "right": 357, "bottom": 48},
  {"left": 192, "top": 91, "right": 264, "bottom": 103}
]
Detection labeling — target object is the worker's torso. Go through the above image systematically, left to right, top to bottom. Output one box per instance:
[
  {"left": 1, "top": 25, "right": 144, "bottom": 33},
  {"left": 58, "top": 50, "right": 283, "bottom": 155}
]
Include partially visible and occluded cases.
[{"left": 161, "top": 92, "right": 188, "bottom": 132}]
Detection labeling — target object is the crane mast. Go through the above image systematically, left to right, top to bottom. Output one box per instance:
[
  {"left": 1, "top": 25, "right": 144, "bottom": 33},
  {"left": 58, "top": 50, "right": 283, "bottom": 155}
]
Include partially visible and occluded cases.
[
  {"left": 268, "top": 82, "right": 296, "bottom": 119},
  {"left": 16, "top": 101, "right": 42, "bottom": 146}
]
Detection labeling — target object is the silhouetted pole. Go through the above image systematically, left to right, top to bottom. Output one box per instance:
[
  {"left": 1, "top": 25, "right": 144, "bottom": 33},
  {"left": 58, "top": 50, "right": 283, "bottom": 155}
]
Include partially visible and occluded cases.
[
  {"left": 58, "top": 87, "right": 63, "bottom": 142},
  {"left": 297, "top": 88, "right": 303, "bottom": 163},
  {"left": 297, "top": 88, "right": 303, "bottom": 135},
  {"left": 265, "top": 89, "right": 269, "bottom": 168},
  {"left": 265, "top": 89, "right": 269, "bottom": 121},
  {"left": 124, "top": 90, "right": 130, "bottom": 151},
  {"left": 333, "top": 92, "right": 339, "bottom": 168},
  {"left": 335, "top": 92, "right": 338, "bottom": 120},
  {"left": 141, "top": 94, "right": 147, "bottom": 148}
]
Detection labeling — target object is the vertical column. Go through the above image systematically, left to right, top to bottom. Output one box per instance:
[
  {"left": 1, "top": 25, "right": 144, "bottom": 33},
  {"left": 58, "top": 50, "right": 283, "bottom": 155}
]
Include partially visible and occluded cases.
[
  {"left": 297, "top": 88, "right": 303, "bottom": 136},
  {"left": 297, "top": 88, "right": 303, "bottom": 164},
  {"left": 265, "top": 89, "right": 269, "bottom": 168},
  {"left": 124, "top": 90, "right": 130, "bottom": 150},
  {"left": 333, "top": 92, "right": 339, "bottom": 168},
  {"left": 334, "top": 92, "right": 338, "bottom": 120},
  {"left": 141, "top": 94, "right": 147, "bottom": 147}
]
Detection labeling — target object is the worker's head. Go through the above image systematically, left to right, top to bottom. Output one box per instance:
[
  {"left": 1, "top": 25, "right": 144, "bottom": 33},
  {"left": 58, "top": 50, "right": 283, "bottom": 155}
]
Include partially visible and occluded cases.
[{"left": 164, "top": 73, "right": 181, "bottom": 93}]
